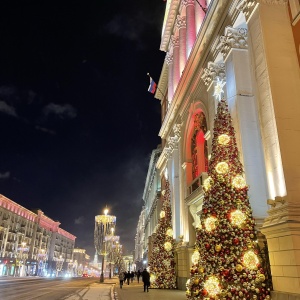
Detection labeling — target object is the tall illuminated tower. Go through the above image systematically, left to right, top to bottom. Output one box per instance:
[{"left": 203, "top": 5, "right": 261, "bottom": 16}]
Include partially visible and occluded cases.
[{"left": 94, "top": 208, "right": 116, "bottom": 282}]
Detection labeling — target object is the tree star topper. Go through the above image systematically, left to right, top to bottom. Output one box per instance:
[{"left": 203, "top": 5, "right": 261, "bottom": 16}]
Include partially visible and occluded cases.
[{"left": 213, "top": 78, "right": 226, "bottom": 100}]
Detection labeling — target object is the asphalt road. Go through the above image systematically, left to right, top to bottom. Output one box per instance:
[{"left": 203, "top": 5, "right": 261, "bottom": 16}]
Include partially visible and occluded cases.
[{"left": 0, "top": 277, "right": 100, "bottom": 300}]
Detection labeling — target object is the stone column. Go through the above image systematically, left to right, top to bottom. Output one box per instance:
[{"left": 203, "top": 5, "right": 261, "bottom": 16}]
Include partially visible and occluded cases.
[
  {"left": 183, "top": 0, "right": 196, "bottom": 58},
  {"left": 238, "top": 0, "right": 300, "bottom": 297},
  {"left": 176, "top": 15, "right": 187, "bottom": 76},
  {"left": 171, "top": 35, "right": 180, "bottom": 94},
  {"left": 166, "top": 52, "right": 174, "bottom": 103}
]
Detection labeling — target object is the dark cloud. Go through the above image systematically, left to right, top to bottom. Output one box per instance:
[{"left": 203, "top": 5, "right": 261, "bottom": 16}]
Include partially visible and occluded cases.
[
  {"left": 0, "top": 101, "right": 17, "bottom": 117},
  {"left": 42, "top": 103, "right": 77, "bottom": 119},
  {"left": 35, "top": 125, "right": 56, "bottom": 135},
  {"left": 0, "top": 172, "right": 10, "bottom": 179},
  {"left": 74, "top": 216, "right": 85, "bottom": 225}
]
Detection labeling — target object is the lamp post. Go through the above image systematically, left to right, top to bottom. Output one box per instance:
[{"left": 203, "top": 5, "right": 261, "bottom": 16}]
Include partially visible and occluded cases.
[{"left": 94, "top": 208, "right": 116, "bottom": 283}]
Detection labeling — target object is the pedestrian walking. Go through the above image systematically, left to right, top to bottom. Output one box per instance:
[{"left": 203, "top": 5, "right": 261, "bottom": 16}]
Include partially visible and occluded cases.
[
  {"left": 142, "top": 268, "right": 150, "bottom": 292},
  {"left": 137, "top": 269, "right": 141, "bottom": 283},
  {"left": 126, "top": 271, "right": 130, "bottom": 285},
  {"left": 130, "top": 271, "right": 134, "bottom": 283},
  {"left": 119, "top": 272, "right": 125, "bottom": 289}
]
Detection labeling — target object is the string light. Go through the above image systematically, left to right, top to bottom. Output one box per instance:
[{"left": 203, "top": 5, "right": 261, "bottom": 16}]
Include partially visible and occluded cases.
[
  {"left": 218, "top": 134, "right": 230, "bottom": 145},
  {"left": 215, "top": 162, "right": 229, "bottom": 174},
  {"left": 232, "top": 175, "right": 247, "bottom": 189},
  {"left": 203, "top": 176, "right": 213, "bottom": 191},
  {"left": 160, "top": 210, "right": 165, "bottom": 218},
  {"left": 231, "top": 210, "right": 246, "bottom": 226},
  {"left": 205, "top": 216, "right": 217, "bottom": 231},
  {"left": 166, "top": 228, "right": 173, "bottom": 237},
  {"left": 164, "top": 241, "right": 172, "bottom": 251},
  {"left": 191, "top": 249, "right": 200, "bottom": 265},
  {"left": 243, "top": 250, "right": 259, "bottom": 269},
  {"left": 204, "top": 276, "right": 221, "bottom": 296}
]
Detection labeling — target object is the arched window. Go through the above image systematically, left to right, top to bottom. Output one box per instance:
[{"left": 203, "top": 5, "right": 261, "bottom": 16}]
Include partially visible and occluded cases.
[{"left": 191, "top": 112, "right": 208, "bottom": 179}]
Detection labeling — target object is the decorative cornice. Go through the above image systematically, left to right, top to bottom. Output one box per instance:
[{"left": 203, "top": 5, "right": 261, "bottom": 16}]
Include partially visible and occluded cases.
[
  {"left": 160, "top": 0, "right": 180, "bottom": 52},
  {"left": 176, "top": 15, "right": 186, "bottom": 30},
  {"left": 217, "top": 26, "right": 248, "bottom": 61},
  {"left": 201, "top": 62, "right": 226, "bottom": 87}
]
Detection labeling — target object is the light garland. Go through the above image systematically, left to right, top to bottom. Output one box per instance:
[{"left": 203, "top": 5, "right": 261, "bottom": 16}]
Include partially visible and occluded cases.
[
  {"left": 218, "top": 134, "right": 230, "bottom": 145},
  {"left": 215, "top": 162, "right": 229, "bottom": 174},
  {"left": 232, "top": 175, "right": 247, "bottom": 189},
  {"left": 203, "top": 176, "right": 213, "bottom": 191},
  {"left": 160, "top": 210, "right": 165, "bottom": 218},
  {"left": 230, "top": 210, "right": 246, "bottom": 227},
  {"left": 205, "top": 216, "right": 218, "bottom": 232},
  {"left": 166, "top": 228, "right": 173, "bottom": 237},
  {"left": 164, "top": 241, "right": 172, "bottom": 251},
  {"left": 191, "top": 249, "right": 200, "bottom": 265},
  {"left": 243, "top": 250, "right": 259, "bottom": 269},
  {"left": 150, "top": 273, "right": 156, "bottom": 283},
  {"left": 204, "top": 276, "right": 221, "bottom": 296}
]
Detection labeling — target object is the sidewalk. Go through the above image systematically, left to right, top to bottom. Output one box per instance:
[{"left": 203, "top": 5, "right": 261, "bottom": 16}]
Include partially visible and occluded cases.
[{"left": 114, "top": 279, "right": 186, "bottom": 300}]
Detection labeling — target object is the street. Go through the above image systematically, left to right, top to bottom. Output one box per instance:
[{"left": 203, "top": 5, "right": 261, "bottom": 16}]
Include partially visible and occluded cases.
[{"left": 0, "top": 277, "right": 112, "bottom": 300}]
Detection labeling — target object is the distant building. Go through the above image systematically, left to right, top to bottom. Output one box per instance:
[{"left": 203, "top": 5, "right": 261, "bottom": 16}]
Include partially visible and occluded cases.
[
  {"left": 142, "top": 146, "right": 162, "bottom": 268},
  {"left": 0, "top": 194, "right": 76, "bottom": 277},
  {"left": 134, "top": 208, "right": 145, "bottom": 271},
  {"left": 73, "top": 248, "right": 90, "bottom": 276}
]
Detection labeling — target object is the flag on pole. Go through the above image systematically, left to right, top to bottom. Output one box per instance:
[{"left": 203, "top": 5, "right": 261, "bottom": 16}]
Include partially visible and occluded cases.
[{"left": 147, "top": 74, "right": 157, "bottom": 94}]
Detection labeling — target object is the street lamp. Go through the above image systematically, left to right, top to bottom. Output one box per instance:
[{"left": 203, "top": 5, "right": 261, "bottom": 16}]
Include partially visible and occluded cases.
[{"left": 94, "top": 208, "right": 116, "bottom": 283}]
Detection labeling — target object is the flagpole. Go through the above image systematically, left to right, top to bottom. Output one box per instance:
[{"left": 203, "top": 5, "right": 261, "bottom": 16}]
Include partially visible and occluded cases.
[{"left": 147, "top": 73, "right": 167, "bottom": 100}]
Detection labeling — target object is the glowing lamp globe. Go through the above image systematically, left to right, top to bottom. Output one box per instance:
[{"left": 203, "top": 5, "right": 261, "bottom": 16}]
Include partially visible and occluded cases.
[
  {"left": 218, "top": 134, "right": 230, "bottom": 145},
  {"left": 215, "top": 162, "right": 229, "bottom": 174},
  {"left": 232, "top": 175, "right": 247, "bottom": 189},
  {"left": 203, "top": 176, "right": 213, "bottom": 191},
  {"left": 160, "top": 210, "right": 165, "bottom": 218},
  {"left": 230, "top": 210, "right": 246, "bottom": 227},
  {"left": 205, "top": 216, "right": 217, "bottom": 232},
  {"left": 166, "top": 228, "right": 173, "bottom": 237},
  {"left": 164, "top": 241, "right": 172, "bottom": 251},
  {"left": 191, "top": 250, "right": 200, "bottom": 265},
  {"left": 243, "top": 250, "right": 259, "bottom": 270},
  {"left": 204, "top": 276, "right": 221, "bottom": 297}
]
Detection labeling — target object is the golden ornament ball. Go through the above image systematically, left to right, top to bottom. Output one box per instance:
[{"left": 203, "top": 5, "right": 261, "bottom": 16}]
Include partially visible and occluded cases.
[
  {"left": 215, "top": 244, "right": 222, "bottom": 252},
  {"left": 235, "top": 264, "right": 243, "bottom": 272},
  {"left": 258, "top": 274, "right": 265, "bottom": 282},
  {"left": 194, "top": 278, "right": 199, "bottom": 285}
]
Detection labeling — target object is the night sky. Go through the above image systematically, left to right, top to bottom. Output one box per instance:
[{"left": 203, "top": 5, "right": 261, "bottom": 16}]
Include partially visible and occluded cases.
[{"left": 0, "top": 0, "right": 166, "bottom": 256}]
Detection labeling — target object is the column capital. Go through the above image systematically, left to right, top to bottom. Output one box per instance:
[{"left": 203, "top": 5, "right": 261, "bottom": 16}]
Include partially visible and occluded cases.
[
  {"left": 182, "top": 0, "right": 195, "bottom": 7},
  {"left": 176, "top": 15, "right": 186, "bottom": 30},
  {"left": 217, "top": 26, "right": 248, "bottom": 61},
  {"left": 171, "top": 35, "right": 179, "bottom": 48},
  {"left": 165, "top": 52, "right": 173, "bottom": 65},
  {"left": 201, "top": 62, "right": 226, "bottom": 87},
  {"left": 173, "top": 123, "right": 182, "bottom": 139}
]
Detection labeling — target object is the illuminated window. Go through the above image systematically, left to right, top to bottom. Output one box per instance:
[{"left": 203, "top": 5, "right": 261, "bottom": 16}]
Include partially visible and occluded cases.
[{"left": 191, "top": 112, "right": 208, "bottom": 179}]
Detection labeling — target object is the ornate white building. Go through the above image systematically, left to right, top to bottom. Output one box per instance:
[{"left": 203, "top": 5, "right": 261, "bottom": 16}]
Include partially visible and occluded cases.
[
  {"left": 151, "top": 0, "right": 300, "bottom": 297},
  {"left": 142, "top": 145, "right": 162, "bottom": 267},
  {"left": 0, "top": 194, "right": 76, "bottom": 277},
  {"left": 134, "top": 208, "right": 145, "bottom": 270}
]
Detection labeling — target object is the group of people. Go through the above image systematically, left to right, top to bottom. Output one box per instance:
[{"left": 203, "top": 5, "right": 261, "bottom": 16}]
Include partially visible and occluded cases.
[{"left": 118, "top": 269, "right": 150, "bottom": 292}]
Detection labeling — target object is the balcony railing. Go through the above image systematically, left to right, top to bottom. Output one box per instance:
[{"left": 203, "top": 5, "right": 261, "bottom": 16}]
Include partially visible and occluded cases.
[{"left": 187, "top": 172, "right": 208, "bottom": 196}]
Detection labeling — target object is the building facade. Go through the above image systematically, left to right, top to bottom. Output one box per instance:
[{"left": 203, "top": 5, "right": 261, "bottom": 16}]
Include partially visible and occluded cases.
[
  {"left": 149, "top": 0, "right": 300, "bottom": 297},
  {"left": 142, "top": 146, "right": 162, "bottom": 268},
  {"left": 0, "top": 194, "right": 76, "bottom": 277},
  {"left": 134, "top": 208, "right": 145, "bottom": 271}
]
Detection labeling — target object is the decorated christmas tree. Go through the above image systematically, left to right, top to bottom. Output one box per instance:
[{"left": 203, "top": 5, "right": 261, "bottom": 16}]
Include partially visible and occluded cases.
[
  {"left": 186, "top": 99, "right": 271, "bottom": 299},
  {"left": 149, "top": 179, "right": 177, "bottom": 289}
]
